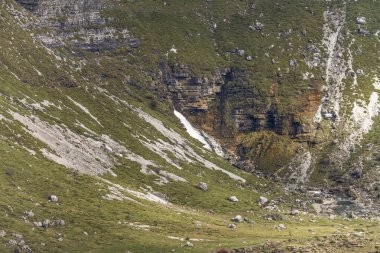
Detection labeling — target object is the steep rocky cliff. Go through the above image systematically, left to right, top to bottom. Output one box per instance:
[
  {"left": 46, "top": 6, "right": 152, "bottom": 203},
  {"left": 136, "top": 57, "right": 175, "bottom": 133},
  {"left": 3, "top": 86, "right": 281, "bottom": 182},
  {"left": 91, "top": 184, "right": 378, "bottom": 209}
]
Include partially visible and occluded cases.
[{"left": 15, "top": 0, "right": 138, "bottom": 51}]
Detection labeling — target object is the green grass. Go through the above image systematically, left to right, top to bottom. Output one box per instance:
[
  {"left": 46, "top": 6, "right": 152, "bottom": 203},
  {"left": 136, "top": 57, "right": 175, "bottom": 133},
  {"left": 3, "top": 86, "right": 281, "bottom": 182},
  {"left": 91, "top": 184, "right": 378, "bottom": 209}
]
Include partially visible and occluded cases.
[{"left": 0, "top": 0, "right": 379, "bottom": 252}]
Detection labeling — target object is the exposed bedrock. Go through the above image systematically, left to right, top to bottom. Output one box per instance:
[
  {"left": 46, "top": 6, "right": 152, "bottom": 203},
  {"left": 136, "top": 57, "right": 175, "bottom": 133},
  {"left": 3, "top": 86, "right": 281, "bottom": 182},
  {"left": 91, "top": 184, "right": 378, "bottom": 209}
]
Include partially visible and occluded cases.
[
  {"left": 15, "top": 0, "right": 137, "bottom": 51},
  {"left": 163, "top": 64, "right": 322, "bottom": 154}
]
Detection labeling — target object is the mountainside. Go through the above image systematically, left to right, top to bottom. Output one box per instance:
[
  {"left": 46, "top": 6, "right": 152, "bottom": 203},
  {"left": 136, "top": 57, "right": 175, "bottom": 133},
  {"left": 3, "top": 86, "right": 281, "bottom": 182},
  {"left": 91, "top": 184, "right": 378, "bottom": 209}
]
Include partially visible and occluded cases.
[{"left": 0, "top": 0, "right": 380, "bottom": 252}]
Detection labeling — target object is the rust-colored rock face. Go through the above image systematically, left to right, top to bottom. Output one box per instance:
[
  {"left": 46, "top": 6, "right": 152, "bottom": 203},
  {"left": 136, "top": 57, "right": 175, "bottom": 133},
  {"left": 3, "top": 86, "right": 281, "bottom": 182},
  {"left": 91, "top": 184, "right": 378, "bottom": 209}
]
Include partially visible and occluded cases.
[{"left": 165, "top": 65, "right": 322, "bottom": 149}]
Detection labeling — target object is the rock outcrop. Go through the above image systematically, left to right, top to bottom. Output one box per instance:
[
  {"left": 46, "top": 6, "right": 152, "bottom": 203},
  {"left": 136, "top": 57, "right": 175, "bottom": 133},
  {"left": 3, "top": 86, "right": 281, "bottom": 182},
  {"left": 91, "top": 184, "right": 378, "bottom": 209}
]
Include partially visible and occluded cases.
[
  {"left": 16, "top": 0, "right": 136, "bottom": 51},
  {"left": 163, "top": 63, "right": 321, "bottom": 152}
]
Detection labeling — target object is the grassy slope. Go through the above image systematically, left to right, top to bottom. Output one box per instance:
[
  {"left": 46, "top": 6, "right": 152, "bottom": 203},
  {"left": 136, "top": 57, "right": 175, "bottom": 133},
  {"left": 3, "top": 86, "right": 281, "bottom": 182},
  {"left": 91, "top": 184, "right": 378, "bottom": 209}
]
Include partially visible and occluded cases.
[{"left": 0, "top": 1, "right": 379, "bottom": 252}]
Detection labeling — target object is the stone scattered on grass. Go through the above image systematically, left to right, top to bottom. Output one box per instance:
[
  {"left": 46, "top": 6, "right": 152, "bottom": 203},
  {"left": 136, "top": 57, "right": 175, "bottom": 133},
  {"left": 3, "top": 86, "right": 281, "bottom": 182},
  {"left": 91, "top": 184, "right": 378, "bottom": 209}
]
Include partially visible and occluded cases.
[
  {"left": 356, "top": 17, "right": 366, "bottom": 25},
  {"left": 249, "top": 21, "right": 264, "bottom": 30},
  {"left": 358, "top": 28, "right": 371, "bottom": 36},
  {"left": 288, "top": 59, "right": 297, "bottom": 67},
  {"left": 356, "top": 69, "right": 365, "bottom": 75},
  {"left": 197, "top": 182, "right": 208, "bottom": 191},
  {"left": 48, "top": 195, "right": 58, "bottom": 203},
  {"left": 228, "top": 196, "right": 239, "bottom": 202},
  {"left": 259, "top": 196, "right": 268, "bottom": 205},
  {"left": 290, "top": 209, "right": 300, "bottom": 215},
  {"left": 23, "top": 211, "right": 34, "bottom": 218},
  {"left": 265, "top": 213, "right": 283, "bottom": 221},
  {"left": 231, "top": 215, "right": 243, "bottom": 223},
  {"left": 244, "top": 217, "right": 254, "bottom": 223},
  {"left": 34, "top": 219, "right": 65, "bottom": 228},
  {"left": 42, "top": 219, "right": 50, "bottom": 228},
  {"left": 56, "top": 219, "right": 65, "bottom": 226},
  {"left": 33, "top": 222, "right": 43, "bottom": 227},
  {"left": 228, "top": 224, "right": 237, "bottom": 229},
  {"left": 274, "top": 224, "right": 286, "bottom": 230},
  {"left": 0, "top": 230, "right": 6, "bottom": 237},
  {"left": 351, "top": 232, "right": 364, "bottom": 237},
  {"left": 14, "top": 234, "right": 23, "bottom": 241},
  {"left": 8, "top": 240, "right": 17, "bottom": 246},
  {"left": 184, "top": 241, "right": 193, "bottom": 247},
  {"left": 22, "top": 245, "right": 33, "bottom": 253}
]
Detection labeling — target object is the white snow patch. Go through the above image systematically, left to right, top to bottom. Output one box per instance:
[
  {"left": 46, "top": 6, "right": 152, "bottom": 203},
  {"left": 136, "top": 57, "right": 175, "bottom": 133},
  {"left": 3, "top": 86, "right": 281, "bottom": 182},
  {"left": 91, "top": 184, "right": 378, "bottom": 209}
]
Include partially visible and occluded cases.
[
  {"left": 135, "top": 108, "right": 245, "bottom": 182},
  {"left": 173, "top": 110, "right": 224, "bottom": 156},
  {"left": 174, "top": 110, "right": 211, "bottom": 150}
]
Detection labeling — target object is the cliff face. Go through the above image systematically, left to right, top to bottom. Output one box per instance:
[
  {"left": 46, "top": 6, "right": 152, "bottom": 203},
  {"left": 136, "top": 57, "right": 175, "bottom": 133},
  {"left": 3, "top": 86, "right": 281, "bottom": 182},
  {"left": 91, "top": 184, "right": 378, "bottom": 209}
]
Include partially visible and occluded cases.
[
  {"left": 16, "top": 0, "right": 138, "bottom": 51},
  {"left": 16, "top": 0, "right": 107, "bottom": 28},
  {"left": 156, "top": 1, "right": 380, "bottom": 196},
  {"left": 165, "top": 64, "right": 322, "bottom": 150}
]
